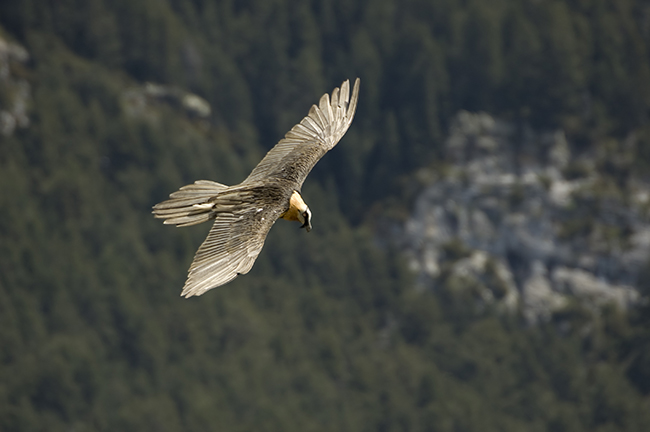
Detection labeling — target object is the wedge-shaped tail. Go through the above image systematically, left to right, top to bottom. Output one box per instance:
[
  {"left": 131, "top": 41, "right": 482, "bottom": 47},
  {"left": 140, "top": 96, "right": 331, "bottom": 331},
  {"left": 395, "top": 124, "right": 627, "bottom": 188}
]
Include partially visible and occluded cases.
[{"left": 152, "top": 180, "right": 228, "bottom": 227}]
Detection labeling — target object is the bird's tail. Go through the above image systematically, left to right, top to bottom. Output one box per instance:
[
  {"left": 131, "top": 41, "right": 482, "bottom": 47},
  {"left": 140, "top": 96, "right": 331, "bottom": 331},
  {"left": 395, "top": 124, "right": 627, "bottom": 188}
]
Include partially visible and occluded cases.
[{"left": 152, "top": 180, "right": 228, "bottom": 227}]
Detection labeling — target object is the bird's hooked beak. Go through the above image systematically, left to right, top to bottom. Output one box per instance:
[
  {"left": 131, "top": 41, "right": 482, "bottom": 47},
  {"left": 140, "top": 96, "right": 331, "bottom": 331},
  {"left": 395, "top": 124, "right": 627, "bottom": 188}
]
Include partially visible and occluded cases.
[{"left": 299, "top": 208, "right": 312, "bottom": 232}]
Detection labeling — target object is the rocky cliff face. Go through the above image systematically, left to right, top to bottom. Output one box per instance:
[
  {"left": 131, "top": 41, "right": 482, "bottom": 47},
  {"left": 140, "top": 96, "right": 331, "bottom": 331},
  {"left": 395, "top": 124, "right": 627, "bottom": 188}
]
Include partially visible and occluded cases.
[
  {"left": 0, "top": 36, "right": 30, "bottom": 136},
  {"left": 401, "top": 111, "right": 646, "bottom": 323}
]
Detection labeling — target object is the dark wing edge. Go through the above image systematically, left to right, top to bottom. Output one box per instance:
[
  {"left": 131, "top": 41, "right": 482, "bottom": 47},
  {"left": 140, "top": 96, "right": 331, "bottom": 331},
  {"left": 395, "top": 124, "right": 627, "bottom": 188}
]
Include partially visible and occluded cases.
[
  {"left": 243, "top": 78, "right": 360, "bottom": 185},
  {"left": 180, "top": 206, "right": 279, "bottom": 297}
]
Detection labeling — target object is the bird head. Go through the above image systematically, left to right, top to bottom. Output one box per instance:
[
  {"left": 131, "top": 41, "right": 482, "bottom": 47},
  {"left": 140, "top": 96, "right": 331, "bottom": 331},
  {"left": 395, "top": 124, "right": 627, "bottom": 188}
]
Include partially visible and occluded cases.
[
  {"left": 283, "top": 190, "right": 313, "bottom": 232},
  {"left": 298, "top": 207, "right": 312, "bottom": 232}
]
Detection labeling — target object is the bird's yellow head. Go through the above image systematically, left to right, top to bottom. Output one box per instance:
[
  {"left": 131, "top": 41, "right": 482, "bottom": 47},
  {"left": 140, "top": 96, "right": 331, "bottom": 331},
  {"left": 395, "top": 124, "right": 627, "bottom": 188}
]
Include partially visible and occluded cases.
[{"left": 282, "top": 190, "right": 312, "bottom": 232}]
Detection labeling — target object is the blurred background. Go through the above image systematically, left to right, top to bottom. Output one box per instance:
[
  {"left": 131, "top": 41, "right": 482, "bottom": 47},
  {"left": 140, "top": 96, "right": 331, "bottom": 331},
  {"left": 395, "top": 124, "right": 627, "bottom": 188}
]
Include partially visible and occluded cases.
[{"left": 1, "top": 0, "right": 650, "bottom": 431}]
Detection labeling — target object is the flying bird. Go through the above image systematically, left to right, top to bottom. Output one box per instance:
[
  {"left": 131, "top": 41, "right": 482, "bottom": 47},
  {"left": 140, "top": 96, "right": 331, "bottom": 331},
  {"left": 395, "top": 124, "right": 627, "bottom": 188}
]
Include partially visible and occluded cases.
[{"left": 153, "top": 78, "right": 360, "bottom": 297}]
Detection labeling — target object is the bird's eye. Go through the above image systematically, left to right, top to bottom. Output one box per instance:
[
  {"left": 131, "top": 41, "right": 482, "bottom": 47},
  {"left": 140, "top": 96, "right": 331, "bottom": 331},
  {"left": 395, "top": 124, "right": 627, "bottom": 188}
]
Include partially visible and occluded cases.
[{"left": 303, "top": 212, "right": 308, "bottom": 218}]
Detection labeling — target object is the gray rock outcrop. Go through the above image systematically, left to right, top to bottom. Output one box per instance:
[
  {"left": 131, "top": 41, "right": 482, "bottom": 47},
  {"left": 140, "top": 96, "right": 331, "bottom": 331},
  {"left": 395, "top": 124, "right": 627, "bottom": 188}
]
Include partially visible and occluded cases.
[
  {"left": 0, "top": 36, "right": 30, "bottom": 136},
  {"left": 402, "top": 111, "right": 645, "bottom": 323}
]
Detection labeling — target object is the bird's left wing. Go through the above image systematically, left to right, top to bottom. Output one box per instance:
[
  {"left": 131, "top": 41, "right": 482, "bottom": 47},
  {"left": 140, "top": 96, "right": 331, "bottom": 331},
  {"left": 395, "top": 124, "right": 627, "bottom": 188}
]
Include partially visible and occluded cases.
[
  {"left": 243, "top": 78, "right": 360, "bottom": 188},
  {"left": 180, "top": 200, "right": 282, "bottom": 297}
]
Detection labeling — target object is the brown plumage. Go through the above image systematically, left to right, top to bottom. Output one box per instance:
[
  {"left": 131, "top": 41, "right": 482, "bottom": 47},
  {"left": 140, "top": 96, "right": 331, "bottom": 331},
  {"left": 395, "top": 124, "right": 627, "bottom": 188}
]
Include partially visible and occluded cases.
[{"left": 153, "top": 78, "right": 360, "bottom": 297}]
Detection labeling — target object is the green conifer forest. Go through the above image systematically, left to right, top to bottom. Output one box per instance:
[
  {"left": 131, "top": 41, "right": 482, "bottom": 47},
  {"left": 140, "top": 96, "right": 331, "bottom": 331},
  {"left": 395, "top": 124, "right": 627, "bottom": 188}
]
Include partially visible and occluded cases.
[{"left": 1, "top": 1, "right": 649, "bottom": 431}]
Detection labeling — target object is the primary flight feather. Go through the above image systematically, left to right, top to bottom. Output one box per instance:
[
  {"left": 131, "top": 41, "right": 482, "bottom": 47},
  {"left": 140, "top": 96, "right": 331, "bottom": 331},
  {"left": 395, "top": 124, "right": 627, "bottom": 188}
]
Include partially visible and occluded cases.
[{"left": 153, "top": 78, "right": 360, "bottom": 297}]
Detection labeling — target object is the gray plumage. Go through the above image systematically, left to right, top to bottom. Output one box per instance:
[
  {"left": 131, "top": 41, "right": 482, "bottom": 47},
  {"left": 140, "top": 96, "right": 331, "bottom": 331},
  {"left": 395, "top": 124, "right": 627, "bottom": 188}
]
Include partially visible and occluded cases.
[{"left": 153, "top": 78, "right": 360, "bottom": 297}]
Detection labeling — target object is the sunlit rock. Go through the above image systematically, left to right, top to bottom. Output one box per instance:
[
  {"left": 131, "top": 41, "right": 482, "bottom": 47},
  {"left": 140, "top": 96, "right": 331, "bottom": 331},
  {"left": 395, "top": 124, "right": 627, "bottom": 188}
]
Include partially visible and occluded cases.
[
  {"left": 0, "top": 36, "right": 31, "bottom": 136},
  {"left": 122, "top": 82, "right": 212, "bottom": 120},
  {"left": 401, "top": 111, "right": 649, "bottom": 323},
  {"left": 522, "top": 261, "right": 568, "bottom": 324}
]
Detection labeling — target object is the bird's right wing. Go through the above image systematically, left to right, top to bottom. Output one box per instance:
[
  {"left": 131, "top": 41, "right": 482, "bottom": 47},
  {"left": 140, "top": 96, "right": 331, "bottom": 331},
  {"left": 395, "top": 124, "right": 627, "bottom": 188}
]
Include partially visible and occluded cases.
[
  {"left": 243, "top": 78, "right": 360, "bottom": 187},
  {"left": 180, "top": 198, "right": 281, "bottom": 297}
]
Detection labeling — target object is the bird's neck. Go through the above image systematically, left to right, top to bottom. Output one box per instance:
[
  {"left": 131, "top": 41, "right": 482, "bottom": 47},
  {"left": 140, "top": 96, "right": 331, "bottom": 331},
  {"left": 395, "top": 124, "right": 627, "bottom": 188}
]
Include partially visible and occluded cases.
[{"left": 280, "top": 191, "right": 306, "bottom": 222}]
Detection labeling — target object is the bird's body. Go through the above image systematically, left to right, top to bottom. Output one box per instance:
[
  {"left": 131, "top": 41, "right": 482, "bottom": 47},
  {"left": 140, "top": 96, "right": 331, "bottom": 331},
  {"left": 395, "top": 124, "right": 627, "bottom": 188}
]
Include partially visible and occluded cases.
[{"left": 153, "top": 78, "right": 360, "bottom": 297}]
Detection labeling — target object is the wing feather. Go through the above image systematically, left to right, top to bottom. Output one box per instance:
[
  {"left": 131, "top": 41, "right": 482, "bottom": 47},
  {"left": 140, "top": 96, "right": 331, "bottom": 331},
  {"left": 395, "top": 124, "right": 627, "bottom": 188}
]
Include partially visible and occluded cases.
[
  {"left": 243, "top": 78, "right": 360, "bottom": 187},
  {"left": 180, "top": 203, "right": 281, "bottom": 297}
]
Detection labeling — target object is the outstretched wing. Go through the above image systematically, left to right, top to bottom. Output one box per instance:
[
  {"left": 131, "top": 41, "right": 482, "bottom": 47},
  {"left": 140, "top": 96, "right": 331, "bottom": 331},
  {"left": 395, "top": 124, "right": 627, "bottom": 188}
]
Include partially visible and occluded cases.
[
  {"left": 243, "top": 78, "right": 360, "bottom": 188},
  {"left": 180, "top": 201, "right": 282, "bottom": 297}
]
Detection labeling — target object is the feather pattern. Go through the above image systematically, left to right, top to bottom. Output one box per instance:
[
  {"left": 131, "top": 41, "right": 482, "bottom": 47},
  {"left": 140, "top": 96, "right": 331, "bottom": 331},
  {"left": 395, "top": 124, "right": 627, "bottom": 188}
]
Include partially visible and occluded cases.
[
  {"left": 243, "top": 78, "right": 360, "bottom": 188},
  {"left": 152, "top": 79, "right": 360, "bottom": 296},
  {"left": 152, "top": 180, "right": 229, "bottom": 227},
  {"left": 180, "top": 195, "right": 283, "bottom": 297}
]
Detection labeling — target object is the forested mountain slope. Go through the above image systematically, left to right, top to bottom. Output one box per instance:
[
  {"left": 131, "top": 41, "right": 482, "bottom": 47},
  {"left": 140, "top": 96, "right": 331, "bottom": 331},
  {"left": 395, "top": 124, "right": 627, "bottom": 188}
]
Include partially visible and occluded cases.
[{"left": 1, "top": 1, "right": 650, "bottom": 431}]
